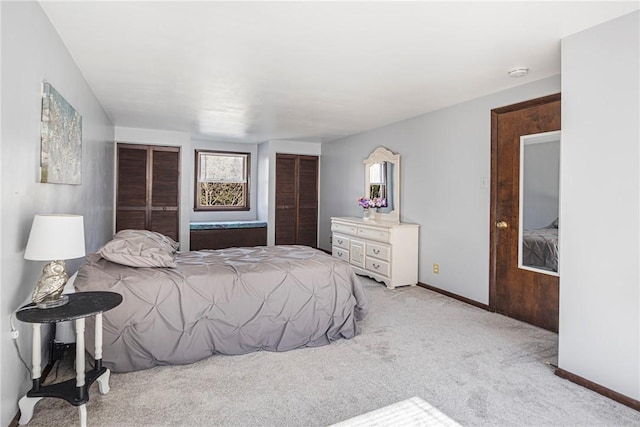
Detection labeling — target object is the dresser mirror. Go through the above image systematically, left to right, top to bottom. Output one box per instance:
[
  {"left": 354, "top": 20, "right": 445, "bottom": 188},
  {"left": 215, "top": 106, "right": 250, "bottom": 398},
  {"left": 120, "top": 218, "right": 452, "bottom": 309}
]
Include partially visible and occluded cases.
[
  {"left": 518, "top": 130, "right": 560, "bottom": 276},
  {"left": 364, "top": 147, "right": 400, "bottom": 223}
]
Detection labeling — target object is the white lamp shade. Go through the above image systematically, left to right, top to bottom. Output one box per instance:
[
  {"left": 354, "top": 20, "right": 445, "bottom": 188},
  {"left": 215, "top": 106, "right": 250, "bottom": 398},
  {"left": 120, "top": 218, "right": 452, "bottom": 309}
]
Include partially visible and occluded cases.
[{"left": 24, "top": 214, "right": 86, "bottom": 261}]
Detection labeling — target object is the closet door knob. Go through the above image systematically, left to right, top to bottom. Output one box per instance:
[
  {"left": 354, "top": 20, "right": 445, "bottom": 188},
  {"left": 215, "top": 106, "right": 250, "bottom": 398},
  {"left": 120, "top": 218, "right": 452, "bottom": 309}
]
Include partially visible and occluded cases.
[{"left": 496, "top": 221, "right": 509, "bottom": 229}]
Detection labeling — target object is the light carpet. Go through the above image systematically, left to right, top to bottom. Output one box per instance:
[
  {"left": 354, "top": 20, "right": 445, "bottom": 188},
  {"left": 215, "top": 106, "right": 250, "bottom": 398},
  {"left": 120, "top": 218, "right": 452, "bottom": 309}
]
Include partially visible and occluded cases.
[{"left": 21, "top": 277, "right": 640, "bottom": 426}]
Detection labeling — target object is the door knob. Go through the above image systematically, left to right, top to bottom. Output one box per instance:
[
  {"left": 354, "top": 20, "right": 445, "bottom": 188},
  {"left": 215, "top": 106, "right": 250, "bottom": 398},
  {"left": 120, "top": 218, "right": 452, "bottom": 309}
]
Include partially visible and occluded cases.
[{"left": 496, "top": 221, "right": 509, "bottom": 229}]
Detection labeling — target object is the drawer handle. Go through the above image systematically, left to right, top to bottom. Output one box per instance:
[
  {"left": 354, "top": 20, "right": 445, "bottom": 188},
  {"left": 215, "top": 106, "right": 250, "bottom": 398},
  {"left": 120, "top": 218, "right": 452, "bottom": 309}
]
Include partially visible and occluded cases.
[
  {"left": 338, "top": 239, "right": 343, "bottom": 245},
  {"left": 373, "top": 248, "right": 380, "bottom": 254},
  {"left": 337, "top": 251, "right": 343, "bottom": 256},
  {"left": 372, "top": 263, "right": 380, "bottom": 269}
]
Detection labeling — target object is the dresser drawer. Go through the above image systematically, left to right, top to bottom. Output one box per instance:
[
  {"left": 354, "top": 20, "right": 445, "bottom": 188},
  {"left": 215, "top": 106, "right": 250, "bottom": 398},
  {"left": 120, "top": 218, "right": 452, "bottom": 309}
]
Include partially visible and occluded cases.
[
  {"left": 332, "top": 222, "right": 357, "bottom": 236},
  {"left": 357, "top": 226, "right": 390, "bottom": 243},
  {"left": 332, "top": 233, "right": 350, "bottom": 250},
  {"left": 349, "top": 240, "right": 365, "bottom": 268},
  {"left": 366, "top": 242, "right": 390, "bottom": 261},
  {"left": 332, "top": 246, "right": 349, "bottom": 261},
  {"left": 365, "top": 257, "right": 390, "bottom": 277}
]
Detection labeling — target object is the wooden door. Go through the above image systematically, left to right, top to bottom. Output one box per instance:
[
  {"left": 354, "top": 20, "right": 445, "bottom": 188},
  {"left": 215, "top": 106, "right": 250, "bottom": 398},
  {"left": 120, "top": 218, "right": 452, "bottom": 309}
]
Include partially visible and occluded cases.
[
  {"left": 490, "top": 94, "right": 560, "bottom": 332},
  {"left": 116, "top": 144, "right": 180, "bottom": 242},
  {"left": 116, "top": 145, "right": 148, "bottom": 231},
  {"left": 150, "top": 148, "right": 180, "bottom": 240},
  {"left": 274, "top": 154, "right": 318, "bottom": 247},
  {"left": 275, "top": 154, "right": 297, "bottom": 245},
  {"left": 296, "top": 156, "right": 319, "bottom": 247}
]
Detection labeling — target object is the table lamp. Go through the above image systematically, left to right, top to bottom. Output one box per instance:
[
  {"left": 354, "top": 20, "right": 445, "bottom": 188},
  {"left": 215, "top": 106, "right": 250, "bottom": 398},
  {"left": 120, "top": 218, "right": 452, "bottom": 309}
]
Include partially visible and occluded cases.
[{"left": 24, "top": 214, "right": 85, "bottom": 309}]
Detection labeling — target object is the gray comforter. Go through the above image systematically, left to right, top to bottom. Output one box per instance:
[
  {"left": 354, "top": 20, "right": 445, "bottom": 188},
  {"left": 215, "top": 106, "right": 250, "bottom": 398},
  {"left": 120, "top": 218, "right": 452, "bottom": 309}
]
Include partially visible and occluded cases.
[
  {"left": 522, "top": 228, "right": 558, "bottom": 272},
  {"left": 74, "top": 245, "right": 369, "bottom": 372}
]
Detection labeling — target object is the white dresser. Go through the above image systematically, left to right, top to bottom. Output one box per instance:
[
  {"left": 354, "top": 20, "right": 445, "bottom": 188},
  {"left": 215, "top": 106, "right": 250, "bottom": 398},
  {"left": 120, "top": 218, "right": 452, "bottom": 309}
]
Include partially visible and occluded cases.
[{"left": 331, "top": 216, "right": 419, "bottom": 289}]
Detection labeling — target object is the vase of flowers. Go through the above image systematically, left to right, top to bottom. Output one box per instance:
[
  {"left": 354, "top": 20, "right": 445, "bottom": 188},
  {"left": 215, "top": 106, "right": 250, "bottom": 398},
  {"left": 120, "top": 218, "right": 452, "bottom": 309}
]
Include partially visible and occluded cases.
[{"left": 357, "top": 196, "right": 387, "bottom": 220}]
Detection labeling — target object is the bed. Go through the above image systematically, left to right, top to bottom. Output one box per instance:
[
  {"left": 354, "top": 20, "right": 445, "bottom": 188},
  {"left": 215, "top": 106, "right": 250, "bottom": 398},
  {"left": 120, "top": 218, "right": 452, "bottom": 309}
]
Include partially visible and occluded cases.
[
  {"left": 522, "top": 219, "right": 558, "bottom": 272},
  {"left": 73, "top": 230, "right": 369, "bottom": 372}
]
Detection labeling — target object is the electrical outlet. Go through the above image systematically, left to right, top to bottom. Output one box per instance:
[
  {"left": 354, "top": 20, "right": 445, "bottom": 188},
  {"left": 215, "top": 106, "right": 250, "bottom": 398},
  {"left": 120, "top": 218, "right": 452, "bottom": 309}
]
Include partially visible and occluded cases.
[
  {"left": 433, "top": 263, "right": 440, "bottom": 274},
  {"left": 11, "top": 330, "right": 19, "bottom": 339}
]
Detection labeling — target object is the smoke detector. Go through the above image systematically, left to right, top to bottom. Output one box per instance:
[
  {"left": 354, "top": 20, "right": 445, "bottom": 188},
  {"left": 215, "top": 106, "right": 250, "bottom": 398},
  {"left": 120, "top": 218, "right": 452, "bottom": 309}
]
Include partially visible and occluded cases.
[{"left": 508, "top": 67, "right": 530, "bottom": 78}]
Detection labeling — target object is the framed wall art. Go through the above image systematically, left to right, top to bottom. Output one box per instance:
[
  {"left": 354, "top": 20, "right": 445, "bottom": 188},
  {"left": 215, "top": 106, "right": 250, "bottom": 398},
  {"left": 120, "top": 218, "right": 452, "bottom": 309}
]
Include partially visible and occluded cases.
[{"left": 40, "top": 82, "right": 82, "bottom": 185}]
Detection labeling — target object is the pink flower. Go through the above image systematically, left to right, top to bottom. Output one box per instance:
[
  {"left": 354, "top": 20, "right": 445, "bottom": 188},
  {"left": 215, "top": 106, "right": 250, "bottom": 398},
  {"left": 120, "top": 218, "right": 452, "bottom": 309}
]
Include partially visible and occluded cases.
[{"left": 357, "top": 197, "right": 388, "bottom": 209}]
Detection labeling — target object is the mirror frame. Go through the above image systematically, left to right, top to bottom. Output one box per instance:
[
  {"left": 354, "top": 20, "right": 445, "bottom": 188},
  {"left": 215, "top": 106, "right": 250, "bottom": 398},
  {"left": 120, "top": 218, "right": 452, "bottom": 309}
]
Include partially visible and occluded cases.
[
  {"left": 518, "top": 130, "right": 560, "bottom": 277},
  {"left": 364, "top": 147, "right": 400, "bottom": 223}
]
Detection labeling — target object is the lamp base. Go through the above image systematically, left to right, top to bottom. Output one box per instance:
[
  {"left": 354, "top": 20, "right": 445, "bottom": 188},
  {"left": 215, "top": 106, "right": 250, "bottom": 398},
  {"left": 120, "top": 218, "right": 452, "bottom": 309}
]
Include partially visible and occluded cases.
[
  {"left": 32, "top": 260, "right": 69, "bottom": 309},
  {"left": 37, "top": 295, "right": 69, "bottom": 309}
]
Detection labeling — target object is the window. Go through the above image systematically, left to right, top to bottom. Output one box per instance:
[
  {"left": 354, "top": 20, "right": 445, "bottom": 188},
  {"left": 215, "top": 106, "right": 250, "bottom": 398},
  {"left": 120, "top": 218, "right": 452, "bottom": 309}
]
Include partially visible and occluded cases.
[
  {"left": 195, "top": 150, "right": 250, "bottom": 211},
  {"left": 368, "top": 162, "right": 387, "bottom": 199}
]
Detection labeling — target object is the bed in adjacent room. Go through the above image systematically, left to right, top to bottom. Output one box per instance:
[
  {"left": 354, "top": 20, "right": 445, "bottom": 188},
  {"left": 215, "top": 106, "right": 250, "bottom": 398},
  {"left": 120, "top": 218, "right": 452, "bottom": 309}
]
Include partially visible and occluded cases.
[
  {"left": 522, "top": 219, "right": 558, "bottom": 272},
  {"left": 73, "top": 230, "right": 369, "bottom": 372}
]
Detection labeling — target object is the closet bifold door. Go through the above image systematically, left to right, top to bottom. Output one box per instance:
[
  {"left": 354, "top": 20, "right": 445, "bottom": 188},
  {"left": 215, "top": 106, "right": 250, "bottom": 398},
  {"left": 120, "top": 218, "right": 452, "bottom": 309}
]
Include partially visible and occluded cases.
[
  {"left": 116, "top": 144, "right": 180, "bottom": 242},
  {"left": 116, "top": 145, "right": 148, "bottom": 232},
  {"left": 150, "top": 147, "right": 180, "bottom": 242},
  {"left": 274, "top": 153, "right": 318, "bottom": 247},
  {"left": 275, "top": 154, "right": 298, "bottom": 245},
  {"left": 296, "top": 155, "right": 318, "bottom": 247}
]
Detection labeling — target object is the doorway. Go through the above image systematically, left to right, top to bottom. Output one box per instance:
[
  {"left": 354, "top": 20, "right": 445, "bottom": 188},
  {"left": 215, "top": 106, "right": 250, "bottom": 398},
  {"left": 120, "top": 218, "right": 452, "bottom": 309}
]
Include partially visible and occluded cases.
[{"left": 489, "top": 94, "right": 561, "bottom": 332}]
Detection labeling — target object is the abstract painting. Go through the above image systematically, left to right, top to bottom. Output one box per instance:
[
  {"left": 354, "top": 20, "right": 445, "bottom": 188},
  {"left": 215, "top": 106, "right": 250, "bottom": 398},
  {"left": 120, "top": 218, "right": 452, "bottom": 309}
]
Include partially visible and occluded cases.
[{"left": 40, "top": 82, "right": 82, "bottom": 184}]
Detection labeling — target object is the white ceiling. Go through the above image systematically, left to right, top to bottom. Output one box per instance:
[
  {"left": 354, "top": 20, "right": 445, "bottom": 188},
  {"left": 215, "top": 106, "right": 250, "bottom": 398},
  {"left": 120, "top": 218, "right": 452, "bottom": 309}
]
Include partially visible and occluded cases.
[{"left": 40, "top": 1, "right": 639, "bottom": 143}]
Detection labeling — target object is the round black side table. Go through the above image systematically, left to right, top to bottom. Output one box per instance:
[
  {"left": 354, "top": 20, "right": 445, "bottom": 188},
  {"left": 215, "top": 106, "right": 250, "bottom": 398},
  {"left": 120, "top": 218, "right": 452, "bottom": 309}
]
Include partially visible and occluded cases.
[{"left": 16, "top": 291, "right": 122, "bottom": 427}]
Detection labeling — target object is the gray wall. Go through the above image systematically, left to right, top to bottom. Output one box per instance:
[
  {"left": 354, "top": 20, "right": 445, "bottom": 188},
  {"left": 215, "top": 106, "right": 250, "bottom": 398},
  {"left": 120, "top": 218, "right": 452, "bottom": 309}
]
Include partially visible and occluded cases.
[
  {"left": 1, "top": 2, "right": 115, "bottom": 424},
  {"left": 559, "top": 11, "right": 639, "bottom": 400},
  {"left": 320, "top": 76, "right": 560, "bottom": 304},
  {"left": 523, "top": 140, "right": 560, "bottom": 230}
]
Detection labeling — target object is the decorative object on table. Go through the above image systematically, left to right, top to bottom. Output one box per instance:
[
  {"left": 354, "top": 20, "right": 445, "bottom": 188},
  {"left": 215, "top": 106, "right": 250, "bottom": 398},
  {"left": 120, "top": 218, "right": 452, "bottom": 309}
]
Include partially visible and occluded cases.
[
  {"left": 40, "top": 82, "right": 82, "bottom": 185},
  {"left": 357, "top": 196, "right": 387, "bottom": 220},
  {"left": 24, "top": 214, "right": 85, "bottom": 308}
]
